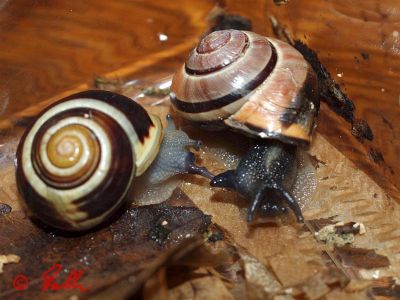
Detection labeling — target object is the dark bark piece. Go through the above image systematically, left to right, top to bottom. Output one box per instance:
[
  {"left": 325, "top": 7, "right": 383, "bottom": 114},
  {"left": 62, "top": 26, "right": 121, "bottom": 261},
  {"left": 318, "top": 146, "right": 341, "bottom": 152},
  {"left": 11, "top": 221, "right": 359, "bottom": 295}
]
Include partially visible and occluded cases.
[
  {"left": 210, "top": 14, "right": 252, "bottom": 32},
  {"left": 269, "top": 16, "right": 375, "bottom": 143},
  {"left": 293, "top": 40, "right": 355, "bottom": 123},
  {"left": 293, "top": 40, "right": 375, "bottom": 144},
  {"left": 352, "top": 119, "right": 374, "bottom": 142},
  {"left": 369, "top": 148, "right": 385, "bottom": 164},
  {"left": 0, "top": 203, "right": 211, "bottom": 300},
  {"left": 306, "top": 216, "right": 337, "bottom": 231},
  {"left": 334, "top": 222, "right": 360, "bottom": 235},
  {"left": 334, "top": 246, "right": 390, "bottom": 269},
  {"left": 370, "top": 277, "right": 400, "bottom": 299}
]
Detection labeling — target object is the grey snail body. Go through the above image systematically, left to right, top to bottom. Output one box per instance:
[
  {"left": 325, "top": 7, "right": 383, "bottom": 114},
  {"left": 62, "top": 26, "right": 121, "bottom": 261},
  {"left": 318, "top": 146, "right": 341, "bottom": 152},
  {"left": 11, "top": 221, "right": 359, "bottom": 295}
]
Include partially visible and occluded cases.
[
  {"left": 170, "top": 30, "right": 319, "bottom": 222},
  {"left": 16, "top": 90, "right": 212, "bottom": 231},
  {"left": 211, "top": 141, "right": 302, "bottom": 222}
]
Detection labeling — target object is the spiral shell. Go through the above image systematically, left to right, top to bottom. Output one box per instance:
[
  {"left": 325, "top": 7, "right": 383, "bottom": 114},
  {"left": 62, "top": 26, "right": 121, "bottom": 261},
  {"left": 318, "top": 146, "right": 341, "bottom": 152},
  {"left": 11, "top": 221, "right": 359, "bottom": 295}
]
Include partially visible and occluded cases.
[
  {"left": 170, "top": 30, "right": 319, "bottom": 146},
  {"left": 16, "top": 90, "right": 163, "bottom": 231}
]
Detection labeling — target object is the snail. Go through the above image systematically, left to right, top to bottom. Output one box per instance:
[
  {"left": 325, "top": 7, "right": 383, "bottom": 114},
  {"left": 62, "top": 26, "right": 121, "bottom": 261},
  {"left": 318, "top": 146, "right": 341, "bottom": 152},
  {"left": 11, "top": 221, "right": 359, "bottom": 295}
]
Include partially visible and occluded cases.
[
  {"left": 170, "top": 30, "right": 319, "bottom": 222},
  {"left": 16, "top": 90, "right": 213, "bottom": 231}
]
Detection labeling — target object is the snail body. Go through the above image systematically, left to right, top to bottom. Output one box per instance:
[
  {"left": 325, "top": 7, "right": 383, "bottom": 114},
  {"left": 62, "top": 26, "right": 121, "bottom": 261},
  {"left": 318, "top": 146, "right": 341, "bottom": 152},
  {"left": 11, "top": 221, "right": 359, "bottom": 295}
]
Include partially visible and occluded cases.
[
  {"left": 170, "top": 30, "right": 319, "bottom": 222},
  {"left": 16, "top": 90, "right": 211, "bottom": 231},
  {"left": 145, "top": 115, "right": 213, "bottom": 185},
  {"left": 211, "top": 141, "right": 302, "bottom": 222}
]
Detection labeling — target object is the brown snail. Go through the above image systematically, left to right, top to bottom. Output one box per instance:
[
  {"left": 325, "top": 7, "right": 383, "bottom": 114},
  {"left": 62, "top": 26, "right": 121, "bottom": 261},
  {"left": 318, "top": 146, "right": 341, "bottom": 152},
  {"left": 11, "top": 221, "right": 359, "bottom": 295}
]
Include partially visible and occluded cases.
[
  {"left": 170, "top": 30, "right": 319, "bottom": 222},
  {"left": 16, "top": 90, "right": 212, "bottom": 231}
]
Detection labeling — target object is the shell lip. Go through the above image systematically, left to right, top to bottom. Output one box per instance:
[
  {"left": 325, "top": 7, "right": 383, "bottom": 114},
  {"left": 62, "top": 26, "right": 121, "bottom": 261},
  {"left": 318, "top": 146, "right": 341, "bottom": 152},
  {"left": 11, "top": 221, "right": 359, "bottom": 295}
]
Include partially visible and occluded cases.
[
  {"left": 134, "top": 113, "right": 163, "bottom": 176},
  {"left": 226, "top": 120, "right": 312, "bottom": 148}
]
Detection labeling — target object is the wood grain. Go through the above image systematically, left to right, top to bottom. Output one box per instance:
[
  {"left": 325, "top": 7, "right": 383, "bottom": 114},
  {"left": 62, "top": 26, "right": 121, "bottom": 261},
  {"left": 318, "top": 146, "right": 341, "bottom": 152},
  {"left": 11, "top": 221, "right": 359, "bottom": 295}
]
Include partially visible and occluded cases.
[{"left": 0, "top": 0, "right": 214, "bottom": 118}]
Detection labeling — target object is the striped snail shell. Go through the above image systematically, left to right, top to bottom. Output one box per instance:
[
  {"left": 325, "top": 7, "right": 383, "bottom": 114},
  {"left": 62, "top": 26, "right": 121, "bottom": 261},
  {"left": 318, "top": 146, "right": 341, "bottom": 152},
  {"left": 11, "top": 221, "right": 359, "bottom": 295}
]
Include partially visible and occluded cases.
[
  {"left": 170, "top": 29, "right": 319, "bottom": 146},
  {"left": 16, "top": 90, "right": 163, "bottom": 231}
]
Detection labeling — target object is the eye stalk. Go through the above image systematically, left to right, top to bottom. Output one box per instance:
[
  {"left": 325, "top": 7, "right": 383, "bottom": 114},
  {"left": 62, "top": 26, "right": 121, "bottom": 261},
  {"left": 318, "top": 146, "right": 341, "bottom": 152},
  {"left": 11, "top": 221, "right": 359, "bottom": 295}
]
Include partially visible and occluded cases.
[{"left": 143, "top": 114, "right": 214, "bottom": 185}]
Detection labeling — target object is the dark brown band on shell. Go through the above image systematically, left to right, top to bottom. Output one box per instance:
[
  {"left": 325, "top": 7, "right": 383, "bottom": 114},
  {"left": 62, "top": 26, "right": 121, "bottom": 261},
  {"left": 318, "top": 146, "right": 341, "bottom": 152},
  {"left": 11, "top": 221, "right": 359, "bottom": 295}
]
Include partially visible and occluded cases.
[
  {"left": 171, "top": 30, "right": 319, "bottom": 145},
  {"left": 171, "top": 43, "right": 277, "bottom": 113},
  {"left": 15, "top": 89, "right": 164, "bottom": 231},
  {"left": 63, "top": 90, "right": 154, "bottom": 144},
  {"left": 31, "top": 109, "right": 100, "bottom": 189},
  {"left": 16, "top": 115, "right": 134, "bottom": 230},
  {"left": 71, "top": 125, "right": 134, "bottom": 221},
  {"left": 17, "top": 150, "right": 133, "bottom": 230}
]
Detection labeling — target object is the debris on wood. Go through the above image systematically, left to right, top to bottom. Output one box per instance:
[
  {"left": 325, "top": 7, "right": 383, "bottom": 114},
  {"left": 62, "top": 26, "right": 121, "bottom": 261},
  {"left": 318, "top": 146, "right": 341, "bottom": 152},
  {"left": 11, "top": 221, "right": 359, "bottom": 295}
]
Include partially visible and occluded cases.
[
  {"left": 273, "top": 0, "right": 290, "bottom": 5},
  {"left": 206, "top": 6, "right": 252, "bottom": 32},
  {"left": 269, "top": 15, "right": 374, "bottom": 143},
  {"left": 269, "top": 15, "right": 295, "bottom": 45},
  {"left": 360, "top": 51, "right": 370, "bottom": 61},
  {"left": 352, "top": 119, "right": 374, "bottom": 142},
  {"left": 369, "top": 148, "right": 385, "bottom": 164},
  {"left": 0, "top": 201, "right": 211, "bottom": 299},
  {"left": 0, "top": 203, "right": 11, "bottom": 214},
  {"left": 307, "top": 216, "right": 337, "bottom": 231},
  {"left": 312, "top": 221, "right": 366, "bottom": 246},
  {"left": 335, "top": 222, "right": 366, "bottom": 235},
  {"left": 315, "top": 224, "right": 354, "bottom": 246},
  {"left": 95, "top": 230, "right": 240, "bottom": 299},
  {"left": 334, "top": 246, "right": 390, "bottom": 270},
  {"left": 240, "top": 252, "right": 281, "bottom": 299},
  {"left": 0, "top": 254, "right": 20, "bottom": 273},
  {"left": 291, "top": 268, "right": 349, "bottom": 299},
  {"left": 167, "top": 271, "right": 235, "bottom": 300},
  {"left": 370, "top": 277, "right": 400, "bottom": 299},
  {"left": 344, "top": 279, "right": 372, "bottom": 293}
]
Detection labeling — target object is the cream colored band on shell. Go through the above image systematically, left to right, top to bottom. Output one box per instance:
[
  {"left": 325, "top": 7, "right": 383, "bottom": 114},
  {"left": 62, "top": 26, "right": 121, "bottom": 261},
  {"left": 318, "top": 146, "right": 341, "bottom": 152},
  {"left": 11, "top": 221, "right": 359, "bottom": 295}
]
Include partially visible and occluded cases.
[
  {"left": 21, "top": 98, "right": 142, "bottom": 225},
  {"left": 39, "top": 117, "right": 101, "bottom": 178},
  {"left": 22, "top": 118, "right": 111, "bottom": 222}
]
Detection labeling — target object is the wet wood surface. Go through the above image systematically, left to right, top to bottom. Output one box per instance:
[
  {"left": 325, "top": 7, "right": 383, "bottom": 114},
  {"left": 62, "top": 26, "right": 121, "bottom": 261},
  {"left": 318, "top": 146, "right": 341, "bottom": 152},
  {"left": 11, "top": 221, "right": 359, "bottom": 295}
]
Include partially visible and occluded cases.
[
  {"left": 0, "top": 0, "right": 214, "bottom": 114},
  {"left": 1, "top": 0, "right": 399, "bottom": 202}
]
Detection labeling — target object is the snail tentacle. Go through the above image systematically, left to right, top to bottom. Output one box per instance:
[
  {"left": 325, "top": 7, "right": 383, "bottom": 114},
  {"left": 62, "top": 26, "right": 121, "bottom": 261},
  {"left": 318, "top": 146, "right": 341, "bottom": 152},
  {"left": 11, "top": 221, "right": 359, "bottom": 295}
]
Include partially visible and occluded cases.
[
  {"left": 144, "top": 115, "right": 214, "bottom": 185},
  {"left": 185, "top": 152, "right": 214, "bottom": 180},
  {"left": 269, "top": 182, "right": 304, "bottom": 222},
  {"left": 247, "top": 184, "right": 267, "bottom": 222}
]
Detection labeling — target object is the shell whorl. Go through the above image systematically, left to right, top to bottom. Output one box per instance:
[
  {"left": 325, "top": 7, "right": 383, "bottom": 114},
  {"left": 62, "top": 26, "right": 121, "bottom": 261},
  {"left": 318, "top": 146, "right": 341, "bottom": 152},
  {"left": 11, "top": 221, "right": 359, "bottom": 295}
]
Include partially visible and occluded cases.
[
  {"left": 170, "top": 30, "right": 319, "bottom": 146},
  {"left": 16, "top": 90, "right": 163, "bottom": 230}
]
